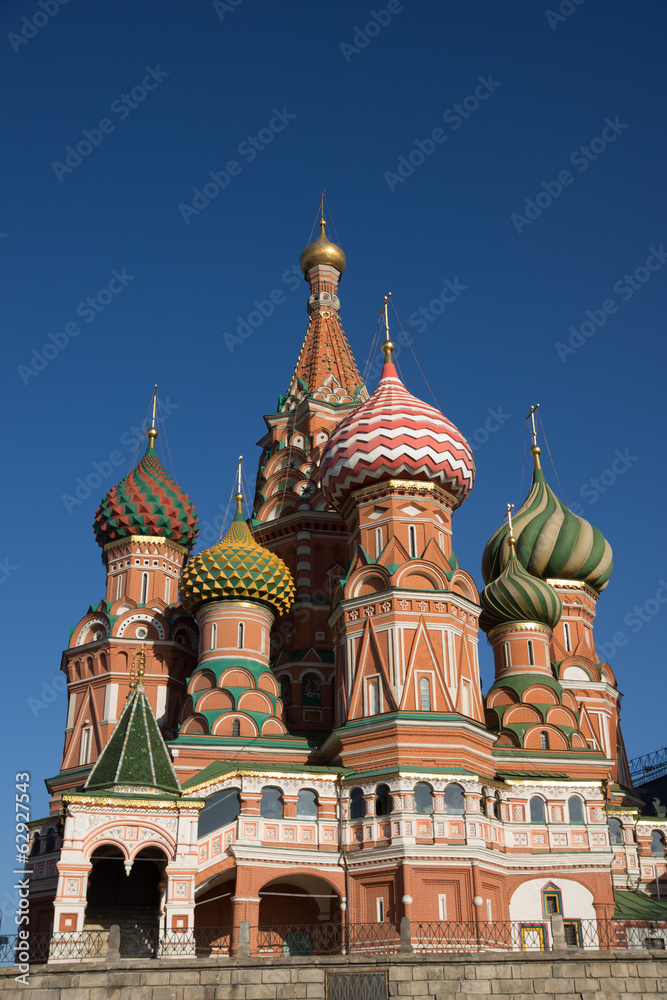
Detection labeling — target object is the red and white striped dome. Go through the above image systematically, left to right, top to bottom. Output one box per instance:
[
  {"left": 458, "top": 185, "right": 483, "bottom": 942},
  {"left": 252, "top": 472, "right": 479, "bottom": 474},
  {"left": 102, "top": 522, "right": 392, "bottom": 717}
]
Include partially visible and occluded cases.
[{"left": 320, "top": 358, "right": 475, "bottom": 508}]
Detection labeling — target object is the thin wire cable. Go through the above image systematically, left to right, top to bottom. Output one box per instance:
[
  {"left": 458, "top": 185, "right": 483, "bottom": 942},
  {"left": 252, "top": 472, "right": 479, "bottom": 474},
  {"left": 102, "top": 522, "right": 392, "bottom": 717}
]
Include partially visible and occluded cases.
[
  {"left": 324, "top": 193, "right": 341, "bottom": 246},
  {"left": 389, "top": 299, "right": 441, "bottom": 409},
  {"left": 362, "top": 315, "right": 385, "bottom": 385},
  {"left": 157, "top": 396, "right": 177, "bottom": 480},
  {"left": 126, "top": 399, "right": 153, "bottom": 473},
  {"left": 538, "top": 411, "right": 569, "bottom": 503},
  {"left": 518, "top": 420, "right": 528, "bottom": 503},
  {"left": 216, "top": 480, "right": 238, "bottom": 544}
]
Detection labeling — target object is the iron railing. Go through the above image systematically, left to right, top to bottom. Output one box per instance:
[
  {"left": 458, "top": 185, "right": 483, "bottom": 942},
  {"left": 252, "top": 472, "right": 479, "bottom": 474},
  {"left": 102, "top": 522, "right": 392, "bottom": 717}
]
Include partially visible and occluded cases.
[{"left": 0, "top": 918, "right": 664, "bottom": 965}]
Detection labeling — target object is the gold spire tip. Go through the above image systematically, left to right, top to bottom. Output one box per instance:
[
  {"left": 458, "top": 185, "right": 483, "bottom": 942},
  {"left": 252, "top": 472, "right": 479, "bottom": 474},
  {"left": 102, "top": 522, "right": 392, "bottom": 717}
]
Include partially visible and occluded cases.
[
  {"left": 381, "top": 293, "right": 394, "bottom": 361},
  {"left": 147, "top": 385, "right": 158, "bottom": 446},
  {"left": 505, "top": 503, "right": 516, "bottom": 548},
  {"left": 137, "top": 644, "right": 146, "bottom": 682}
]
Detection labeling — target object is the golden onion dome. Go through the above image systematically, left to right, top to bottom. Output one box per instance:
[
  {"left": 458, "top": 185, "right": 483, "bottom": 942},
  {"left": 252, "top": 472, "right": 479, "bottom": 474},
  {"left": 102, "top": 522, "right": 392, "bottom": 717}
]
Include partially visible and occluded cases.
[
  {"left": 299, "top": 219, "right": 346, "bottom": 276},
  {"left": 180, "top": 495, "right": 295, "bottom": 618}
]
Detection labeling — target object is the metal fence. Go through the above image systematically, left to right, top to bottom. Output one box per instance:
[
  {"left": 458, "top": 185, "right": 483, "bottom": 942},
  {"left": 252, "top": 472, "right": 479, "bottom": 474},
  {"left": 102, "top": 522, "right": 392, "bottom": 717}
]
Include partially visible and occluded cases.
[{"left": 1, "top": 918, "right": 665, "bottom": 965}]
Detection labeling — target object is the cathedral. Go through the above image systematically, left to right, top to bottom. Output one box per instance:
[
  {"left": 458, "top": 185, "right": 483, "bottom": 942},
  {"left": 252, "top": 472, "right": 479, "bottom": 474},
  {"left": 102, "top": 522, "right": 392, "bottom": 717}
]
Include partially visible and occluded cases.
[{"left": 26, "top": 215, "right": 667, "bottom": 956}]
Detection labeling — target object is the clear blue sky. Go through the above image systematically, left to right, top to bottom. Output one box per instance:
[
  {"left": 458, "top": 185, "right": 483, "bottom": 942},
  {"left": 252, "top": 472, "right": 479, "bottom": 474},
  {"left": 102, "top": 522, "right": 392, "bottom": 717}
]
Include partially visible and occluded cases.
[{"left": 2, "top": 1, "right": 666, "bottom": 925}]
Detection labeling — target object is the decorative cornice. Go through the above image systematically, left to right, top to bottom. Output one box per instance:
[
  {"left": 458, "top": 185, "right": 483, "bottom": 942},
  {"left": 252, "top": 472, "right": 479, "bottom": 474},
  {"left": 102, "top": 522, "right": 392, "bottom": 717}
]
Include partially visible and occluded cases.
[
  {"left": 342, "top": 479, "right": 457, "bottom": 516},
  {"left": 104, "top": 535, "right": 188, "bottom": 556},
  {"left": 487, "top": 621, "right": 553, "bottom": 641},
  {"left": 185, "top": 770, "right": 340, "bottom": 795},
  {"left": 64, "top": 794, "right": 204, "bottom": 810}
]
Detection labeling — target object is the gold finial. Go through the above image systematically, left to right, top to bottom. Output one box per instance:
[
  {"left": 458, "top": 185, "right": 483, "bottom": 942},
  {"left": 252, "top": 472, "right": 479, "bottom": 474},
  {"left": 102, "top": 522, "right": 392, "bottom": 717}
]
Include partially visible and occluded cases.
[
  {"left": 381, "top": 293, "right": 395, "bottom": 361},
  {"left": 147, "top": 385, "right": 158, "bottom": 447},
  {"left": 525, "top": 403, "right": 541, "bottom": 467},
  {"left": 234, "top": 456, "right": 245, "bottom": 516},
  {"left": 504, "top": 503, "right": 516, "bottom": 548},
  {"left": 137, "top": 643, "right": 146, "bottom": 684},
  {"left": 128, "top": 655, "right": 137, "bottom": 693}
]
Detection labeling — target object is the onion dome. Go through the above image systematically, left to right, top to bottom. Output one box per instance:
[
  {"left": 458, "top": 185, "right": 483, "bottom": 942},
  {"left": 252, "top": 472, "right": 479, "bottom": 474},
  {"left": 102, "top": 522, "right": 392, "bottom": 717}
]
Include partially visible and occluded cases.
[
  {"left": 299, "top": 218, "right": 346, "bottom": 276},
  {"left": 320, "top": 341, "right": 475, "bottom": 509},
  {"left": 94, "top": 427, "right": 198, "bottom": 551},
  {"left": 482, "top": 447, "right": 613, "bottom": 592},
  {"left": 180, "top": 494, "right": 295, "bottom": 618},
  {"left": 480, "top": 535, "right": 562, "bottom": 634}
]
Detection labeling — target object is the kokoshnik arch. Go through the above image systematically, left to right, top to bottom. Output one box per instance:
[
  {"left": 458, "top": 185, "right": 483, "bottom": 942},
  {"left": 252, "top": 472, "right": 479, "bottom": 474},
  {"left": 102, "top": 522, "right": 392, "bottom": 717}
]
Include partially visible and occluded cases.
[{"left": 27, "top": 213, "right": 667, "bottom": 952}]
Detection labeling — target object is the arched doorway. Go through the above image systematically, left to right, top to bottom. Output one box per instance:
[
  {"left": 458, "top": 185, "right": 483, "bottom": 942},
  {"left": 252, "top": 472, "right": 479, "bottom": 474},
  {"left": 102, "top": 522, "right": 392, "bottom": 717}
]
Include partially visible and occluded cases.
[
  {"left": 85, "top": 845, "right": 168, "bottom": 956},
  {"left": 193, "top": 870, "right": 236, "bottom": 956},
  {"left": 257, "top": 874, "right": 342, "bottom": 956}
]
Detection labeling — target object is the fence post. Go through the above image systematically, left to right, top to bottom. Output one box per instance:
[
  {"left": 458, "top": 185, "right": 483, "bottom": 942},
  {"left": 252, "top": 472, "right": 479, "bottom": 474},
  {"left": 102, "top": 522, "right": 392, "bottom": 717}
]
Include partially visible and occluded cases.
[
  {"left": 551, "top": 914, "right": 567, "bottom": 951},
  {"left": 399, "top": 916, "right": 413, "bottom": 954},
  {"left": 237, "top": 920, "right": 251, "bottom": 958},
  {"left": 105, "top": 925, "right": 121, "bottom": 963}
]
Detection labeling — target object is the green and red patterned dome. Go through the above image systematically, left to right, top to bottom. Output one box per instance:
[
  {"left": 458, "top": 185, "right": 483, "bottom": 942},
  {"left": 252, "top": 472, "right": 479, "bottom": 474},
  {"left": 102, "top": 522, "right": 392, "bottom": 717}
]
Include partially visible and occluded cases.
[
  {"left": 94, "top": 435, "right": 198, "bottom": 551},
  {"left": 180, "top": 496, "right": 295, "bottom": 618}
]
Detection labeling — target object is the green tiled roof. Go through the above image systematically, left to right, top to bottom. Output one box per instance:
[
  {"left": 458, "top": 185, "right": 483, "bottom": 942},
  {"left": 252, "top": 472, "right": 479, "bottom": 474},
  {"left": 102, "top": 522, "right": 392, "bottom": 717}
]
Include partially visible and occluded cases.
[
  {"left": 85, "top": 684, "right": 181, "bottom": 795},
  {"left": 613, "top": 890, "right": 667, "bottom": 920}
]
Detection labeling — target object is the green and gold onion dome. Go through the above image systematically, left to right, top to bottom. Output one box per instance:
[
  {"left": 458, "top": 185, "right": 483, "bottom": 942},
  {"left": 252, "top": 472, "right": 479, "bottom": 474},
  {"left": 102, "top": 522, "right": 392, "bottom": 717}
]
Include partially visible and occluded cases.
[
  {"left": 299, "top": 218, "right": 346, "bottom": 276},
  {"left": 94, "top": 428, "right": 198, "bottom": 551},
  {"left": 482, "top": 447, "right": 613, "bottom": 593},
  {"left": 180, "top": 494, "right": 295, "bottom": 618},
  {"left": 479, "top": 532, "right": 563, "bottom": 635}
]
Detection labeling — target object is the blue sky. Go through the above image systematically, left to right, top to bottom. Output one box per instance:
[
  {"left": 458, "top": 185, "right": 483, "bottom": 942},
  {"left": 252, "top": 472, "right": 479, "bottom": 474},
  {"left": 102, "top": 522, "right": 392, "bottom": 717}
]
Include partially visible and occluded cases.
[{"left": 2, "top": 1, "right": 666, "bottom": 924}]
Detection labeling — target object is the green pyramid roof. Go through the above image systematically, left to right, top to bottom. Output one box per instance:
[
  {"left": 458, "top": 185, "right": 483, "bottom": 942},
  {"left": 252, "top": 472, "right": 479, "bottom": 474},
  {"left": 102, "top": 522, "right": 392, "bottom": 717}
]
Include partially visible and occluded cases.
[{"left": 85, "top": 684, "right": 181, "bottom": 795}]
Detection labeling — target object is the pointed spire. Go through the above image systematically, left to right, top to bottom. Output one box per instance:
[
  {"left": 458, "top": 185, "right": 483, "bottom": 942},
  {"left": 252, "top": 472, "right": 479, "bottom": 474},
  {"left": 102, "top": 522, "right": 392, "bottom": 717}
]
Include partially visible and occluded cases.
[
  {"left": 289, "top": 205, "right": 364, "bottom": 403},
  {"left": 146, "top": 384, "right": 158, "bottom": 452},
  {"left": 85, "top": 665, "right": 181, "bottom": 796}
]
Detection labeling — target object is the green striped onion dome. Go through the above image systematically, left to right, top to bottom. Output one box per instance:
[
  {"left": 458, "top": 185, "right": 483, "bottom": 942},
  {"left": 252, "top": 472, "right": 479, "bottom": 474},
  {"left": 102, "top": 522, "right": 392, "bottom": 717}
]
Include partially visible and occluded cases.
[
  {"left": 94, "top": 441, "right": 198, "bottom": 551},
  {"left": 482, "top": 453, "right": 613, "bottom": 592},
  {"left": 180, "top": 499, "right": 295, "bottom": 618},
  {"left": 479, "top": 545, "right": 562, "bottom": 634}
]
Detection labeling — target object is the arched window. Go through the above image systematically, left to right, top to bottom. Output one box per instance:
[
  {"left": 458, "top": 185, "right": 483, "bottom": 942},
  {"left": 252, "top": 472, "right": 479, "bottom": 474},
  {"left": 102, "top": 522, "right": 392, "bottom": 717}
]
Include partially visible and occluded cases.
[
  {"left": 408, "top": 525, "right": 417, "bottom": 558},
  {"left": 374, "top": 527, "right": 383, "bottom": 560},
  {"left": 438, "top": 531, "right": 444, "bottom": 551},
  {"left": 140, "top": 572, "right": 149, "bottom": 604},
  {"left": 116, "top": 574, "right": 123, "bottom": 601},
  {"left": 164, "top": 576, "right": 171, "bottom": 604},
  {"left": 237, "top": 622, "right": 244, "bottom": 649},
  {"left": 563, "top": 622, "right": 571, "bottom": 652},
  {"left": 210, "top": 624, "right": 217, "bottom": 650},
  {"left": 261, "top": 629, "right": 267, "bottom": 655},
  {"left": 527, "top": 640, "right": 535, "bottom": 666},
  {"left": 504, "top": 642, "right": 511, "bottom": 670},
  {"left": 301, "top": 673, "right": 321, "bottom": 706},
  {"left": 280, "top": 676, "right": 292, "bottom": 708},
  {"left": 419, "top": 677, "right": 431, "bottom": 711},
  {"left": 368, "top": 679, "right": 380, "bottom": 716},
  {"left": 232, "top": 719, "right": 240, "bottom": 737},
  {"left": 540, "top": 730, "right": 550, "bottom": 750},
  {"left": 414, "top": 782, "right": 434, "bottom": 815},
  {"left": 444, "top": 783, "right": 464, "bottom": 815},
  {"left": 375, "top": 784, "right": 392, "bottom": 816},
  {"left": 198, "top": 787, "right": 241, "bottom": 837},
  {"left": 260, "top": 787, "right": 283, "bottom": 819},
  {"left": 350, "top": 787, "right": 366, "bottom": 820},
  {"left": 297, "top": 789, "right": 318, "bottom": 819},
  {"left": 494, "top": 793, "right": 501, "bottom": 820},
  {"left": 568, "top": 796, "right": 584, "bottom": 824},
  {"left": 530, "top": 797, "right": 546, "bottom": 823},
  {"left": 608, "top": 818, "right": 623, "bottom": 844},
  {"left": 44, "top": 829, "right": 56, "bottom": 853},
  {"left": 651, "top": 831, "right": 665, "bottom": 856},
  {"left": 29, "top": 834, "right": 41, "bottom": 858}
]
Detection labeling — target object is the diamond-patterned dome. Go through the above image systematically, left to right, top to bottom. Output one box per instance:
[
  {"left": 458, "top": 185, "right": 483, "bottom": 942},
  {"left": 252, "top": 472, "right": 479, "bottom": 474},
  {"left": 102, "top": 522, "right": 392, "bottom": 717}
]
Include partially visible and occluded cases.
[
  {"left": 94, "top": 441, "right": 198, "bottom": 551},
  {"left": 180, "top": 499, "right": 295, "bottom": 618}
]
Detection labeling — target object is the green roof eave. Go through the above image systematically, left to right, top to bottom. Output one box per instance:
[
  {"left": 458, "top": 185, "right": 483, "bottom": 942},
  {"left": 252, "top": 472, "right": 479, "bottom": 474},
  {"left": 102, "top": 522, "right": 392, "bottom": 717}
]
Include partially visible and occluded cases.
[
  {"left": 338, "top": 711, "right": 491, "bottom": 733},
  {"left": 181, "top": 759, "right": 345, "bottom": 791},
  {"left": 345, "top": 765, "right": 478, "bottom": 782},
  {"left": 68, "top": 790, "right": 185, "bottom": 803},
  {"left": 613, "top": 890, "right": 667, "bottom": 920}
]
